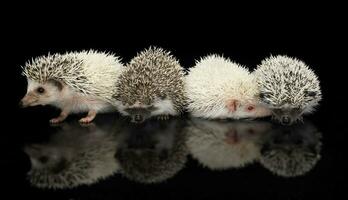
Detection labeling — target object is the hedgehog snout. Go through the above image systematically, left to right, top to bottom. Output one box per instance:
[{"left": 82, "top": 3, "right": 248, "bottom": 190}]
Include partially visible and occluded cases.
[
  {"left": 20, "top": 93, "right": 38, "bottom": 107},
  {"left": 132, "top": 114, "right": 144, "bottom": 123},
  {"left": 281, "top": 116, "right": 291, "bottom": 125}
]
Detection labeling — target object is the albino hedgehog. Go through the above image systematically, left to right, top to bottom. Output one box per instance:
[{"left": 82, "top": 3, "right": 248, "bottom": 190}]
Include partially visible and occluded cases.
[
  {"left": 113, "top": 47, "right": 186, "bottom": 123},
  {"left": 20, "top": 51, "right": 124, "bottom": 123},
  {"left": 185, "top": 55, "right": 271, "bottom": 119},
  {"left": 253, "top": 55, "right": 322, "bottom": 125}
]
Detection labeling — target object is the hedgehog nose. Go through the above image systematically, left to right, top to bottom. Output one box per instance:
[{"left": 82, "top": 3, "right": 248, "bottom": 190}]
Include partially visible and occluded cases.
[
  {"left": 133, "top": 114, "right": 143, "bottom": 123},
  {"left": 281, "top": 116, "right": 291, "bottom": 125}
]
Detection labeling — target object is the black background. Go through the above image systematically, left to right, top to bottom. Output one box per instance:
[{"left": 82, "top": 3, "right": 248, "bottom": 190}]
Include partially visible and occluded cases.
[{"left": 2, "top": 5, "right": 347, "bottom": 199}]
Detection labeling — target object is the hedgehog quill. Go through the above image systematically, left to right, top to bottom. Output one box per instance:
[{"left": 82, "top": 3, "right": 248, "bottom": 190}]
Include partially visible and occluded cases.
[{"left": 20, "top": 51, "right": 124, "bottom": 123}]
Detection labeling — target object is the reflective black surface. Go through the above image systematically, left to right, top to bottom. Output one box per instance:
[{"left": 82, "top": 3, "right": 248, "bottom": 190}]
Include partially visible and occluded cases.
[{"left": 2, "top": 111, "right": 347, "bottom": 199}]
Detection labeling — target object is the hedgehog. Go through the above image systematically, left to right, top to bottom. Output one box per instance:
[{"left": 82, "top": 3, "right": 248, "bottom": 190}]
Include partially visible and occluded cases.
[
  {"left": 113, "top": 47, "right": 186, "bottom": 123},
  {"left": 20, "top": 50, "right": 124, "bottom": 123},
  {"left": 185, "top": 55, "right": 271, "bottom": 120},
  {"left": 253, "top": 55, "right": 322, "bottom": 125},
  {"left": 185, "top": 118, "right": 271, "bottom": 170},
  {"left": 114, "top": 119, "right": 188, "bottom": 184},
  {"left": 24, "top": 121, "right": 119, "bottom": 189},
  {"left": 259, "top": 121, "right": 322, "bottom": 177}
]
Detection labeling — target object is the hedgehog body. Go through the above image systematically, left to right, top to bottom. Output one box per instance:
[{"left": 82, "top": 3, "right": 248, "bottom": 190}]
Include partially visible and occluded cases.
[
  {"left": 114, "top": 47, "right": 186, "bottom": 123},
  {"left": 21, "top": 51, "right": 124, "bottom": 123},
  {"left": 185, "top": 55, "right": 271, "bottom": 119},
  {"left": 253, "top": 55, "right": 322, "bottom": 125}
]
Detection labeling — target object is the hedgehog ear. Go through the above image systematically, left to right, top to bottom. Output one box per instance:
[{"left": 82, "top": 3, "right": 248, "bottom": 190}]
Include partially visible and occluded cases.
[{"left": 48, "top": 79, "right": 63, "bottom": 91}]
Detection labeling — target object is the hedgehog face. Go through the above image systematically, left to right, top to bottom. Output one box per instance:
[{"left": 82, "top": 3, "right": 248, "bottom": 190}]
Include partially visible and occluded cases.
[
  {"left": 20, "top": 79, "right": 64, "bottom": 107},
  {"left": 122, "top": 102, "right": 157, "bottom": 123},
  {"left": 269, "top": 105, "right": 304, "bottom": 125},
  {"left": 24, "top": 144, "right": 71, "bottom": 174}
]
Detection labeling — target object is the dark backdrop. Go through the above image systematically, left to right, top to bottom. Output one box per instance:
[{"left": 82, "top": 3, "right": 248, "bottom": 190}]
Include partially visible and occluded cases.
[{"left": 1, "top": 7, "right": 347, "bottom": 199}]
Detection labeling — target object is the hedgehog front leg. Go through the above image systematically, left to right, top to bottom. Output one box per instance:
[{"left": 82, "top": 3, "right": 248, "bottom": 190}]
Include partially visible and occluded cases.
[
  {"left": 226, "top": 99, "right": 239, "bottom": 112},
  {"left": 50, "top": 110, "right": 69, "bottom": 124},
  {"left": 79, "top": 110, "right": 97, "bottom": 124}
]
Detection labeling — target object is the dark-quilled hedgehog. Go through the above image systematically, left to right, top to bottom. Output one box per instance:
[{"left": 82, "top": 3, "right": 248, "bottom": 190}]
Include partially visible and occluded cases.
[{"left": 113, "top": 47, "right": 186, "bottom": 123}]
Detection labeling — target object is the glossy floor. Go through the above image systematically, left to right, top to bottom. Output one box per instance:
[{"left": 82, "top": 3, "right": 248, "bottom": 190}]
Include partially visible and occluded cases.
[{"left": 2, "top": 113, "right": 346, "bottom": 199}]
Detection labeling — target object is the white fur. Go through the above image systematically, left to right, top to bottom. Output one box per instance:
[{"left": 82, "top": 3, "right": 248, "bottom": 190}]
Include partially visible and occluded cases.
[
  {"left": 73, "top": 51, "right": 125, "bottom": 102},
  {"left": 185, "top": 55, "right": 271, "bottom": 119},
  {"left": 27, "top": 78, "right": 116, "bottom": 114},
  {"left": 115, "top": 98, "right": 178, "bottom": 117},
  {"left": 152, "top": 98, "right": 178, "bottom": 116}
]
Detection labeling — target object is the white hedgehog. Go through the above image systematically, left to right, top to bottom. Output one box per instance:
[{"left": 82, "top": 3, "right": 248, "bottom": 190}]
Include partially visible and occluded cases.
[
  {"left": 113, "top": 47, "right": 186, "bottom": 123},
  {"left": 20, "top": 51, "right": 124, "bottom": 123},
  {"left": 185, "top": 55, "right": 271, "bottom": 119},
  {"left": 253, "top": 55, "right": 322, "bottom": 125},
  {"left": 185, "top": 118, "right": 271, "bottom": 170},
  {"left": 259, "top": 121, "right": 322, "bottom": 177},
  {"left": 24, "top": 122, "right": 119, "bottom": 189}
]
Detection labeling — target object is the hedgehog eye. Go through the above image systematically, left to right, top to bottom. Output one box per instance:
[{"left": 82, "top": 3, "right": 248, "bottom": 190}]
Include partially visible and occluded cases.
[
  {"left": 36, "top": 87, "right": 45, "bottom": 94},
  {"left": 305, "top": 91, "right": 316, "bottom": 97},
  {"left": 259, "top": 92, "right": 270, "bottom": 100},
  {"left": 158, "top": 93, "right": 167, "bottom": 100},
  {"left": 259, "top": 93, "right": 265, "bottom": 99},
  {"left": 147, "top": 105, "right": 155, "bottom": 111},
  {"left": 246, "top": 105, "right": 255, "bottom": 111},
  {"left": 292, "top": 107, "right": 302, "bottom": 113},
  {"left": 273, "top": 108, "right": 282, "bottom": 114},
  {"left": 38, "top": 156, "right": 49, "bottom": 163}
]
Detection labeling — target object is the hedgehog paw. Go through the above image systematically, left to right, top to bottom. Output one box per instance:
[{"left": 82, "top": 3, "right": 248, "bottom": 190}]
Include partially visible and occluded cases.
[
  {"left": 226, "top": 99, "right": 239, "bottom": 112},
  {"left": 79, "top": 110, "right": 97, "bottom": 124},
  {"left": 49, "top": 112, "right": 68, "bottom": 124},
  {"left": 157, "top": 115, "right": 170, "bottom": 120},
  {"left": 50, "top": 118, "right": 64, "bottom": 124}
]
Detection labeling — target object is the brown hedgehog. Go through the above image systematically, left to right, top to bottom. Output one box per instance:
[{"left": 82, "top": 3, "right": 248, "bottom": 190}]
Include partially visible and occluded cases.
[{"left": 113, "top": 47, "right": 186, "bottom": 123}]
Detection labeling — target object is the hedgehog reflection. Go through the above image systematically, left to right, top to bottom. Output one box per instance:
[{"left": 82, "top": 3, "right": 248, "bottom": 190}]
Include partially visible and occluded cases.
[
  {"left": 186, "top": 118, "right": 272, "bottom": 170},
  {"left": 114, "top": 119, "right": 188, "bottom": 184},
  {"left": 259, "top": 121, "right": 322, "bottom": 177},
  {"left": 24, "top": 122, "right": 119, "bottom": 189}
]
